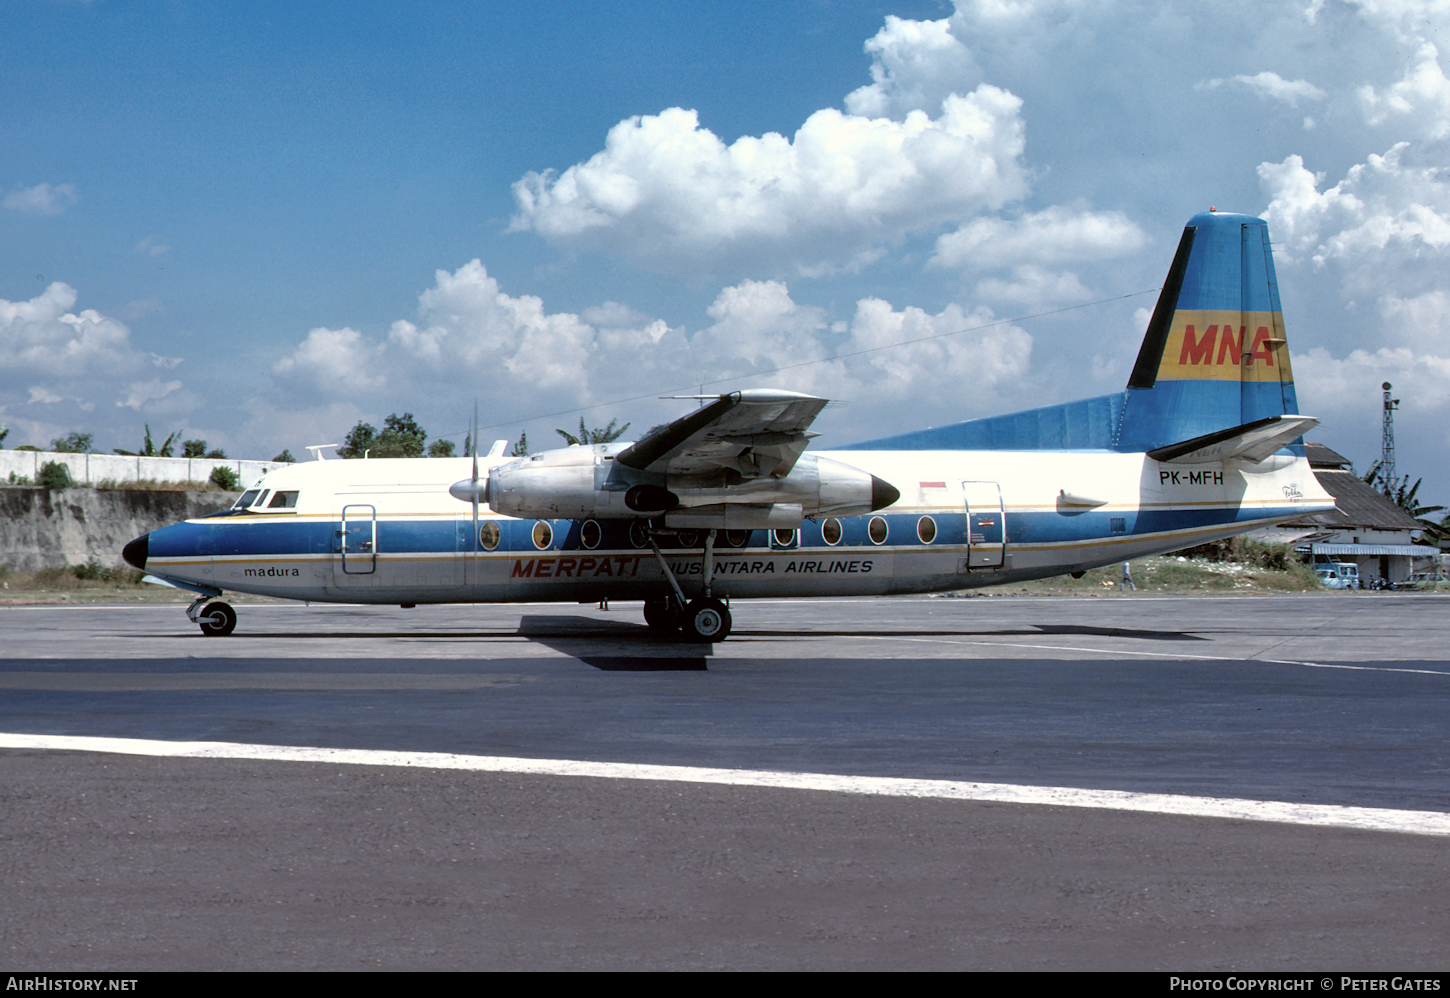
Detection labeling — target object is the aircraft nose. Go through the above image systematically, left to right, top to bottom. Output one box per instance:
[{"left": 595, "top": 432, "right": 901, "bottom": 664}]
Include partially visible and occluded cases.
[{"left": 122, "top": 532, "right": 149, "bottom": 571}]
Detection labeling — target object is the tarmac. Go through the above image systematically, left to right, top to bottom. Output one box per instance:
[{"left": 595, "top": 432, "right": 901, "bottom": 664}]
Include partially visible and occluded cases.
[{"left": 2, "top": 593, "right": 1447, "bottom": 970}]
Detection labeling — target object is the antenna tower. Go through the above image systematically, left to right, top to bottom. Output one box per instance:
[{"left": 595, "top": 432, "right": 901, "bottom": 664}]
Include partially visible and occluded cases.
[{"left": 1380, "top": 381, "right": 1398, "bottom": 490}]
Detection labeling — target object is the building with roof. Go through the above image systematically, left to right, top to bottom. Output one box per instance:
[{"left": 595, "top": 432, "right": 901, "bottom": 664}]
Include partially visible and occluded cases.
[{"left": 1259, "top": 443, "right": 1430, "bottom": 585}]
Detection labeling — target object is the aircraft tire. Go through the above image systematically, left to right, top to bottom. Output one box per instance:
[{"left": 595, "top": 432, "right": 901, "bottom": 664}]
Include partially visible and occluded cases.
[
  {"left": 643, "top": 596, "right": 683, "bottom": 632},
  {"left": 683, "top": 598, "right": 731, "bottom": 642},
  {"left": 198, "top": 601, "right": 237, "bottom": 637}
]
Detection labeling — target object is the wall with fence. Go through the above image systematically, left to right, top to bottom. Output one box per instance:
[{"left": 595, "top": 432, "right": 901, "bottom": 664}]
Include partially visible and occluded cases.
[{"left": 0, "top": 450, "right": 289, "bottom": 489}]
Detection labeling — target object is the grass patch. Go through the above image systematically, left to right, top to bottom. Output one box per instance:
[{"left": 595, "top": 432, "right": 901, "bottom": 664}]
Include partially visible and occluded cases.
[{"left": 92, "top": 478, "right": 232, "bottom": 491}]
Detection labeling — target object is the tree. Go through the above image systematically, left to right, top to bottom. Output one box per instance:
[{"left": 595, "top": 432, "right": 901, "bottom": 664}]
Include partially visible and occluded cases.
[
  {"left": 375, "top": 412, "right": 427, "bottom": 457},
  {"left": 338, "top": 413, "right": 428, "bottom": 458},
  {"left": 556, "top": 417, "right": 630, "bottom": 446},
  {"left": 337, "top": 421, "right": 376, "bottom": 459},
  {"left": 0, "top": 423, "right": 8, "bottom": 449},
  {"left": 50, "top": 432, "right": 93, "bottom": 453},
  {"left": 511, "top": 432, "right": 528, "bottom": 457},
  {"left": 182, "top": 439, "right": 207, "bottom": 458},
  {"left": 428, "top": 439, "right": 456, "bottom": 458},
  {"left": 273, "top": 449, "right": 296, "bottom": 463},
  {"left": 209, "top": 466, "right": 240, "bottom": 490}
]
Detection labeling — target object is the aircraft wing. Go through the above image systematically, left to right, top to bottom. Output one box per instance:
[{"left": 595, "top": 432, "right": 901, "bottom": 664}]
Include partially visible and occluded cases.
[{"left": 615, "top": 390, "right": 828, "bottom": 483}]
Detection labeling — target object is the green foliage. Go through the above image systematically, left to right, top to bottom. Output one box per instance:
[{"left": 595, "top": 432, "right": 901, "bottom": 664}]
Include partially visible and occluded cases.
[
  {"left": 375, "top": 412, "right": 427, "bottom": 457},
  {"left": 337, "top": 413, "right": 428, "bottom": 458},
  {"left": 556, "top": 417, "right": 630, "bottom": 446},
  {"left": 337, "top": 421, "right": 375, "bottom": 459},
  {"left": 0, "top": 423, "right": 8, "bottom": 448},
  {"left": 117, "top": 424, "right": 180, "bottom": 457},
  {"left": 50, "top": 432, "right": 93, "bottom": 453},
  {"left": 511, "top": 432, "right": 528, "bottom": 457},
  {"left": 182, "top": 439, "right": 207, "bottom": 458},
  {"left": 428, "top": 439, "right": 456, "bottom": 458},
  {"left": 15, "top": 445, "right": 41, "bottom": 452},
  {"left": 273, "top": 449, "right": 296, "bottom": 463},
  {"left": 1363, "top": 460, "right": 1444, "bottom": 517},
  {"left": 37, "top": 461, "right": 71, "bottom": 489},
  {"left": 209, "top": 466, "right": 240, "bottom": 490},
  {"left": 7, "top": 471, "right": 33, "bottom": 485},
  {"left": 94, "top": 478, "right": 212, "bottom": 491},
  {"left": 71, "top": 560, "right": 120, "bottom": 582}
]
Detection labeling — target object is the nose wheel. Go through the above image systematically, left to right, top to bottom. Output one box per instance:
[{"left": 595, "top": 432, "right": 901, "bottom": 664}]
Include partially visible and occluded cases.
[{"left": 187, "top": 598, "right": 237, "bottom": 637}]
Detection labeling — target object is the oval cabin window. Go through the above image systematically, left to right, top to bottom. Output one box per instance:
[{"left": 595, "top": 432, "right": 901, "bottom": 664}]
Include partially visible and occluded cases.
[{"left": 868, "top": 516, "right": 888, "bottom": 545}]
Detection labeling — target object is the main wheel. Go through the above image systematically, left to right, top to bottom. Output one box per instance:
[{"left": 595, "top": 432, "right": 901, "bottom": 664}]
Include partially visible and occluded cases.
[
  {"left": 643, "top": 596, "right": 683, "bottom": 632},
  {"left": 683, "top": 598, "right": 731, "bottom": 642},
  {"left": 198, "top": 601, "right": 237, "bottom": 637}
]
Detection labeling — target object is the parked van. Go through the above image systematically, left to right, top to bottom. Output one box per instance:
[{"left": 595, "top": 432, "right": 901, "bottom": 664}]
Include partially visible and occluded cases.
[{"left": 1315, "top": 562, "right": 1360, "bottom": 589}]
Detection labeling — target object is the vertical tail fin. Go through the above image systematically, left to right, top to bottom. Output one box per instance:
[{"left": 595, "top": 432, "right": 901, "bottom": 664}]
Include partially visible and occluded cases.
[{"left": 1116, "top": 211, "right": 1299, "bottom": 452}]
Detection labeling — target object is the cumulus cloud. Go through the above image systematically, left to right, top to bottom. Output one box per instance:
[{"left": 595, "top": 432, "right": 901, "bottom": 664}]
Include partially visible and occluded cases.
[
  {"left": 843, "top": 14, "right": 980, "bottom": 119},
  {"left": 1359, "top": 42, "right": 1450, "bottom": 137},
  {"left": 511, "top": 92, "right": 1030, "bottom": 275},
  {"left": 1259, "top": 144, "right": 1450, "bottom": 267},
  {"left": 2, "top": 182, "right": 77, "bottom": 216},
  {"left": 930, "top": 205, "right": 1146, "bottom": 278},
  {"left": 265, "top": 261, "right": 1038, "bottom": 449},
  {"left": 0, "top": 282, "right": 192, "bottom": 447},
  {"left": 1, "top": 283, "right": 146, "bottom": 377},
  {"left": 273, "top": 326, "right": 387, "bottom": 396}
]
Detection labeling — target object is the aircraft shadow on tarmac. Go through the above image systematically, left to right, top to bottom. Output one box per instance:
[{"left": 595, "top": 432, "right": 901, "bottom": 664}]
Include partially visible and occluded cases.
[{"left": 514, "top": 615, "right": 712, "bottom": 671}]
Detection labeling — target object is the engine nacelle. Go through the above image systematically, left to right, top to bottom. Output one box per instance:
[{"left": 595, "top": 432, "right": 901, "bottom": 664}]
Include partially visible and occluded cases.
[{"left": 473, "top": 446, "right": 898, "bottom": 527}]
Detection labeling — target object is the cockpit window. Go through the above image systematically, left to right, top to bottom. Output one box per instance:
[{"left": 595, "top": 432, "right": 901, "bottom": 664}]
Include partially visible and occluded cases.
[
  {"left": 235, "top": 489, "right": 261, "bottom": 509},
  {"left": 267, "top": 490, "right": 300, "bottom": 509}
]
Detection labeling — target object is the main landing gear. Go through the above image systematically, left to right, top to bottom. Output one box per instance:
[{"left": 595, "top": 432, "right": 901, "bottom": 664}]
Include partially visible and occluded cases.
[
  {"left": 641, "top": 527, "right": 733, "bottom": 642},
  {"left": 643, "top": 594, "right": 733, "bottom": 642},
  {"left": 187, "top": 597, "right": 237, "bottom": 637}
]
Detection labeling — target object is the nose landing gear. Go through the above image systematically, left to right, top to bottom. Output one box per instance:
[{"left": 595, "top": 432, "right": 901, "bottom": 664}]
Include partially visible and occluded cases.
[{"left": 187, "top": 597, "right": 237, "bottom": 637}]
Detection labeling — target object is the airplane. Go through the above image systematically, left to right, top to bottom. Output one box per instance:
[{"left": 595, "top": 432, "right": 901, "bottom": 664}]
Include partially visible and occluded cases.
[{"left": 122, "top": 210, "right": 1336, "bottom": 642}]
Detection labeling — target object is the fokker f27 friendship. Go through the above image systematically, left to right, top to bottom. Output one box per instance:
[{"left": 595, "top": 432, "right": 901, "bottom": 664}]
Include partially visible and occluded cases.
[{"left": 124, "top": 211, "right": 1336, "bottom": 641}]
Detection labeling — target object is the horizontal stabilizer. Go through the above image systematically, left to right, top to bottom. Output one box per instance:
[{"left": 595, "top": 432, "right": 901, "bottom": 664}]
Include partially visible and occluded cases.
[{"left": 1147, "top": 415, "right": 1318, "bottom": 464}]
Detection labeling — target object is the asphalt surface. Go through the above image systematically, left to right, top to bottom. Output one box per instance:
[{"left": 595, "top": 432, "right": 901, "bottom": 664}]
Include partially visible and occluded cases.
[{"left": 2, "top": 593, "right": 1447, "bottom": 970}]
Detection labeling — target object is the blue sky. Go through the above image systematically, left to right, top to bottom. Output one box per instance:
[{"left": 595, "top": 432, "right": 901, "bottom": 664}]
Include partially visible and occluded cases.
[{"left": 4, "top": 0, "right": 1448, "bottom": 504}]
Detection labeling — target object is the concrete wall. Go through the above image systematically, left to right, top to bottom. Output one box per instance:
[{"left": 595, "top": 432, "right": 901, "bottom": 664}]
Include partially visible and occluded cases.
[
  {"left": 0, "top": 449, "right": 288, "bottom": 489},
  {"left": 0, "top": 487, "right": 238, "bottom": 571}
]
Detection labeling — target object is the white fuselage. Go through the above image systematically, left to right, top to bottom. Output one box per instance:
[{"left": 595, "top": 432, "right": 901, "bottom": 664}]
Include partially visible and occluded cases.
[{"left": 140, "top": 447, "right": 1334, "bottom": 605}]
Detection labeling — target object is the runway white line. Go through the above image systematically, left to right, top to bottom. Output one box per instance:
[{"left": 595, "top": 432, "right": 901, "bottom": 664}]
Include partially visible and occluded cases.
[{"left": 4, "top": 732, "right": 1448, "bottom": 838}]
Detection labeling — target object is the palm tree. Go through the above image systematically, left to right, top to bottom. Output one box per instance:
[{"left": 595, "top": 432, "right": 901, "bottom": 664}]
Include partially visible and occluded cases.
[{"left": 555, "top": 418, "right": 630, "bottom": 446}]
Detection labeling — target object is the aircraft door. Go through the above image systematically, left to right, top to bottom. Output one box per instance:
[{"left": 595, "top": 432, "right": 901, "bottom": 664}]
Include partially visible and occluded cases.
[
  {"left": 961, "top": 481, "right": 1006, "bottom": 569},
  {"left": 335, "top": 504, "right": 377, "bottom": 581}
]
